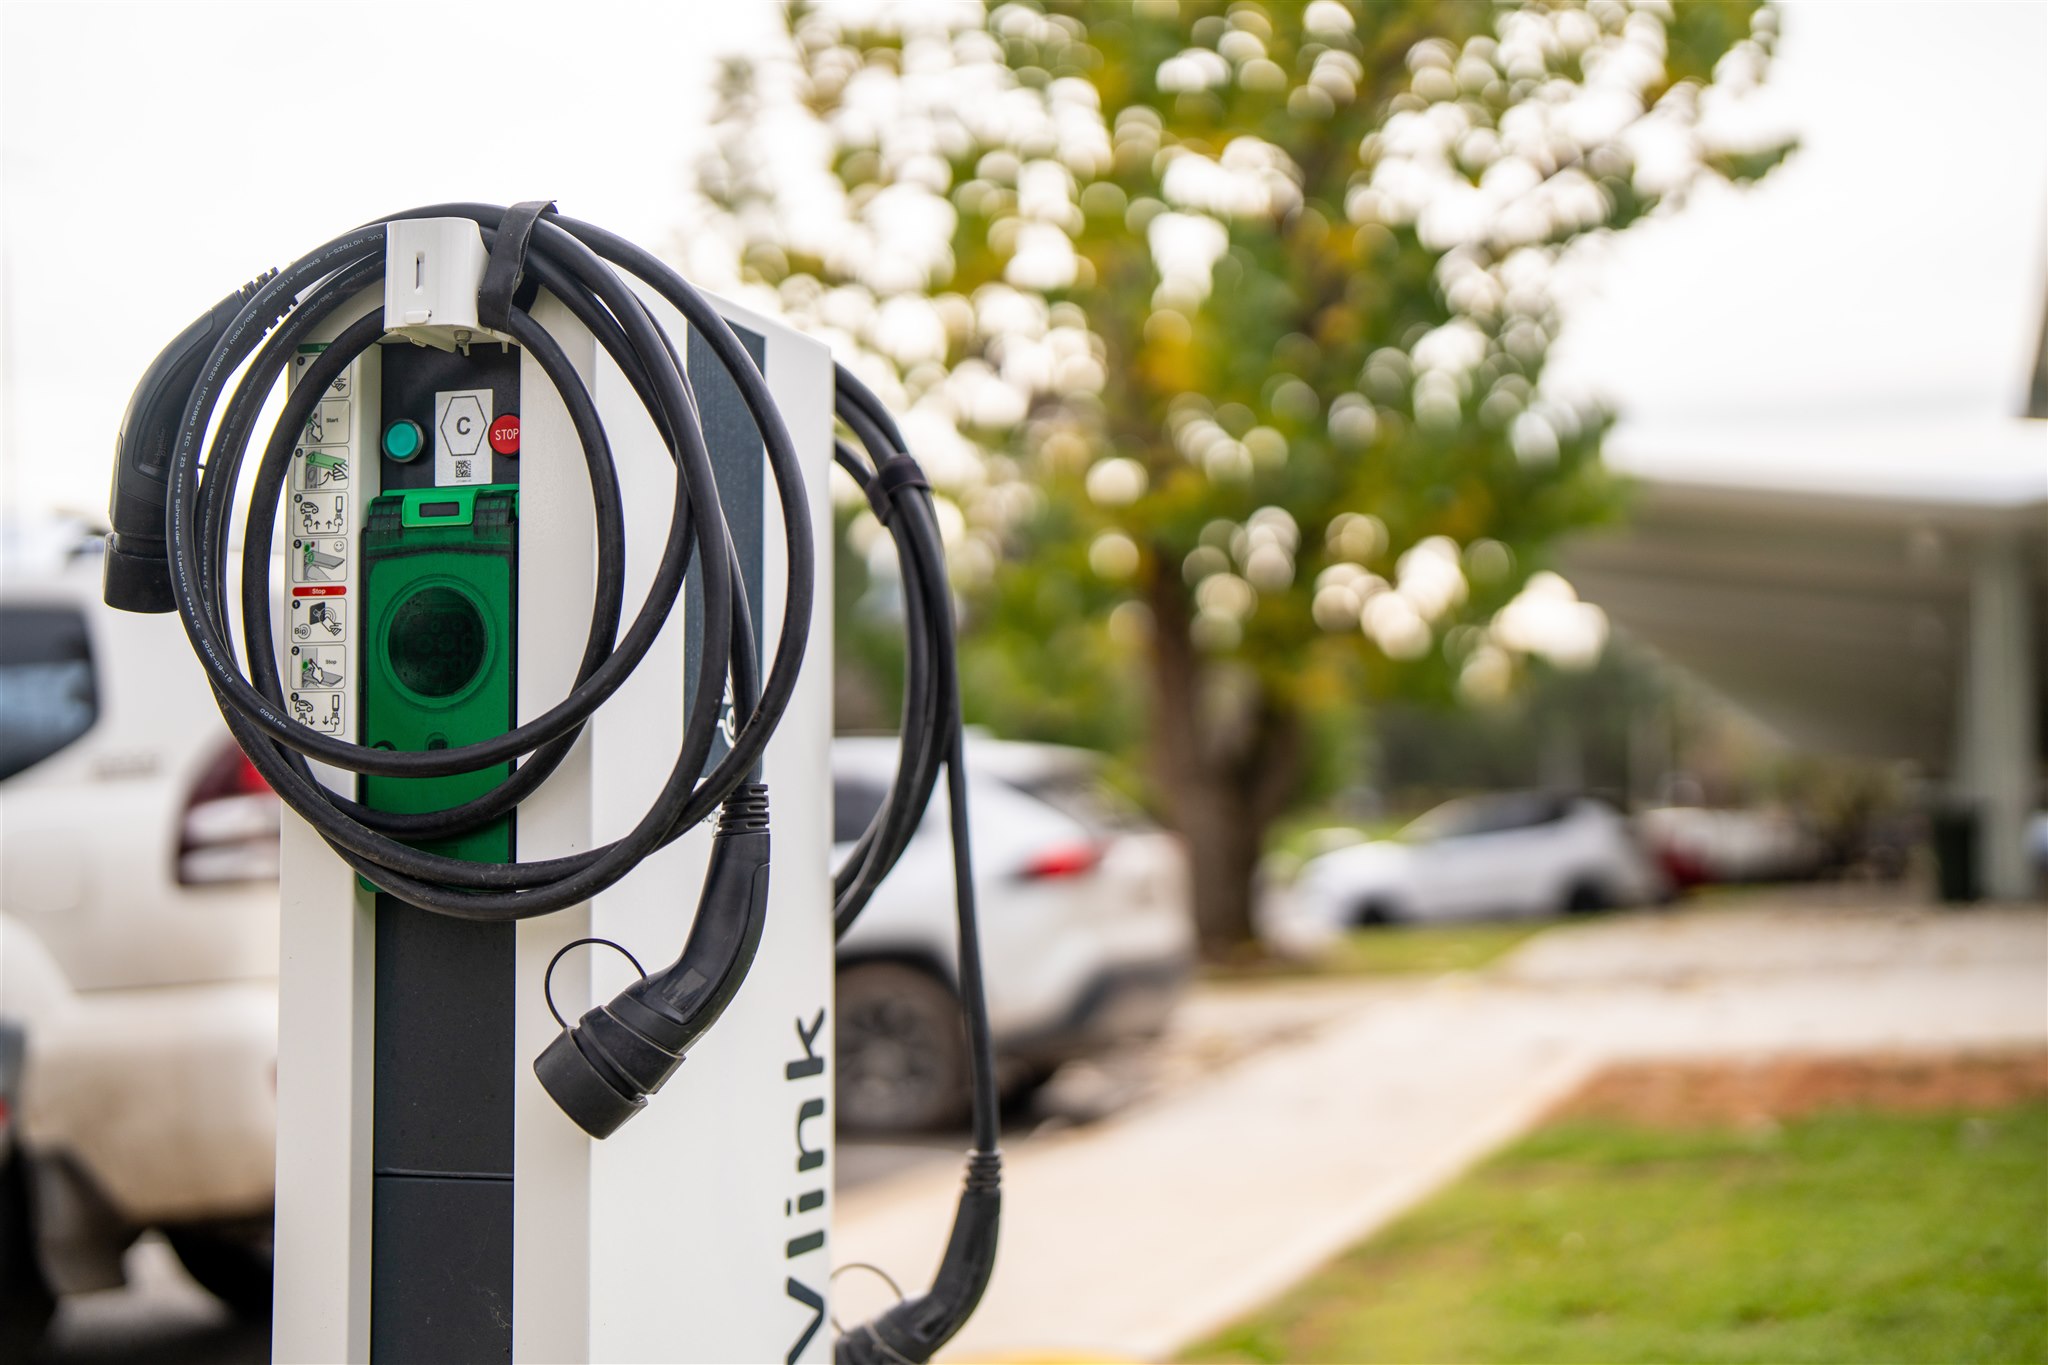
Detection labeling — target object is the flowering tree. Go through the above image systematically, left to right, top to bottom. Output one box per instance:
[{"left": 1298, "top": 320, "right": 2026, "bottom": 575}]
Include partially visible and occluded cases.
[{"left": 691, "top": 0, "right": 1786, "bottom": 954}]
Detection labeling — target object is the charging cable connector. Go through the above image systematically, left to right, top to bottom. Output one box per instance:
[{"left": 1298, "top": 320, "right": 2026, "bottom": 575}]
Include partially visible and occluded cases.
[{"left": 534, "top": 783, "right": 773, "bottom": 1138}]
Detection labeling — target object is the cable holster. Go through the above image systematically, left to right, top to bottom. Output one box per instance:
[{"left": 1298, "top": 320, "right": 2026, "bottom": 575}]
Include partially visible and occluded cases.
[{"left": 477, "top": 198, "right": 557, "bottom": 331}]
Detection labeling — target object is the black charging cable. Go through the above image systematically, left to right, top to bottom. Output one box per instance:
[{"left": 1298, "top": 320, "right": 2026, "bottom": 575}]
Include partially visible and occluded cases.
[
  {"left": 106, "top": 204, "right": 809, "bottom": 1133},
  {"left": 829, "top": 366, "right": 1001, "bottom": 1365}
]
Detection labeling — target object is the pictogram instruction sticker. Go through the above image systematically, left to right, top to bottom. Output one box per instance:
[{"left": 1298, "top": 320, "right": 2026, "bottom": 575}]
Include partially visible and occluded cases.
[
  {"left": 289, "top": 347, "right": 351, "bottom": 400},
  {"left": 434, "top": 388, "right": 493, "bottom": 486},
  {"left": 305, "top": 398, "right": 350, "bottom": 445},
  {"left": 298, "top": 446, "right": 350, "bottom": 491},
  {"left": 294, "top": 492, "right": 348, "bottom": 536},
  {"left": 291, "top": 536, "right": 349, "bottom": 585},
  {"left": 291, "top": 596, "right": 347, "bottom": 642},
  {"left": 291, "top": 644, "right": 347, "bottom": 692},
  {"left": 289, "top": 689, "right": 346, "bottom": 734}
]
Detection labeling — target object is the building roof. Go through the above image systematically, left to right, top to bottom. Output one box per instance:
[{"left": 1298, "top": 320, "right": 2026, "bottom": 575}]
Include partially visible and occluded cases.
[{"left": 1566, "top": 421, "right": 2044, "bottom": 769}]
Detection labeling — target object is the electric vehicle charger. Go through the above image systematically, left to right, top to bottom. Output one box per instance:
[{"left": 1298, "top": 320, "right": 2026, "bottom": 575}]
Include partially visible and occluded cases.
[{"left": 107, "top": 201, "right": 1000, "bottom": 1364}]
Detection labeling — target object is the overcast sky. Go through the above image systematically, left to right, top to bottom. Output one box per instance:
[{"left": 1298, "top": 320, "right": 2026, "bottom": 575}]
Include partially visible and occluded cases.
[
  {"left": 2, "top": 0, "right": 2042, "bottom": 522},
  {"left": 1544, "top": 0, "right": 2047, "bottom": 494},
  {"left": 0, "top": 1, "right": 778, "bottom": 518}
]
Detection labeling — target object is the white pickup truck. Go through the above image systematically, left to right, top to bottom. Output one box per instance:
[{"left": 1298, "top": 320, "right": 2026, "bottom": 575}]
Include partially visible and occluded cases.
[{"left": 1, "top": 531, "right": 281, "bottom": 1345}]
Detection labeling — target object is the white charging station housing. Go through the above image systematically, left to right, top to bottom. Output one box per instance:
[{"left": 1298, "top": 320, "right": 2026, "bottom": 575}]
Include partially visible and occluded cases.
[{"left": 270, "top": 245, "right": 836, "bottom": 1364}]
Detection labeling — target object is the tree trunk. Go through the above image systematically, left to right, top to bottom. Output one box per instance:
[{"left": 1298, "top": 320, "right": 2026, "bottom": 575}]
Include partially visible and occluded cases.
[{"left": 1144, "top": 562, "right": 1305, "bottom": 960}]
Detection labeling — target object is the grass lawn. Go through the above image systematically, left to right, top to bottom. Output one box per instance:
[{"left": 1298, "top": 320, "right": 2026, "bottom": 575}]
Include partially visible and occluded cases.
[
  {"left": 1214, "top": 920, "right": 1549, "bottom": 980},
  {"left": 1315, "top": 921, "right": 1548, "bottom": 977},
  {"left": 1186, "top": 1102, "right": 2048, "bottom": 1364}
]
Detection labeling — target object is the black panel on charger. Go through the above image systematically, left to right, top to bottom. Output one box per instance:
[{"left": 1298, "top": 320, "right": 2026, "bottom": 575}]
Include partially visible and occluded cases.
[{"left": 366, "top": 340, "right": 521, "bottom": 1362}]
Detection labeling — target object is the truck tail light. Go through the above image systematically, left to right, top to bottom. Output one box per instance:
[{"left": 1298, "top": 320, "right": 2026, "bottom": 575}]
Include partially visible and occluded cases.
[
  {"left": 178, "top": 741, "right": 281, "bottom": 885},
  {"left": 1016, "top": 841, "right": 1102, "bottom": 881}
]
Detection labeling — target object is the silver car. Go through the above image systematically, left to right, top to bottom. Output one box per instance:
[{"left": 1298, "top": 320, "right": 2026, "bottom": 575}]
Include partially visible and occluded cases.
[
  {"left": 832, "top": 736, "right": 1192, "bottom": 1130},
  {"left": 1281, "top": 792, "right": 1666, "bottom": 940}
]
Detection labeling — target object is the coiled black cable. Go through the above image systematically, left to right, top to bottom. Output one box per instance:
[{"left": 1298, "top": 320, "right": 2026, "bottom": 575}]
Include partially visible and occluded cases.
[
  {"left": 133, "top": 204, "right": 813, "bottom": 917},
  {"left": 830, "top": 366, "right": 1001, "bottom": 1365}
]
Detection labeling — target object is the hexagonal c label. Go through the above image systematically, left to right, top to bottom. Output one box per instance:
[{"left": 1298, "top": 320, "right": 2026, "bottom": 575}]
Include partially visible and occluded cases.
[{"left": 437, "top": 392, "right": 489, "bottom": 457}]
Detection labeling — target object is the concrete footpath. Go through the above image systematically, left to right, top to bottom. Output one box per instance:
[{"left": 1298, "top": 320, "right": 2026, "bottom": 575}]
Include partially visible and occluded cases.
[{"left": 834, "top": 899, "right": 2048, "bottom": 1362}]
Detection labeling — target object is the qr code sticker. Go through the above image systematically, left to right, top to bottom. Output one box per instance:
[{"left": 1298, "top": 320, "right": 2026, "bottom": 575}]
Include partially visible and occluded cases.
[{"left": 453, "top": 458, "right": 473, "bottom": 481}]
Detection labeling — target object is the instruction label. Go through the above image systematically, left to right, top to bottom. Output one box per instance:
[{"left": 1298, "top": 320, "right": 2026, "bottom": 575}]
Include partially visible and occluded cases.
[
  {"left": 286, "top": 344, "right": 355, "bottom": 740},
  {"left": 288, "top": 349, "right": 351, "bottom": 401},
  {"left": 434, "top": 388, "right": 493, "bottom": 487},
  {"left": 305, "top": 397, "right": 350, "bottom": 445},
  {"left": 298, "top": 446, "right": 351, "bottom": 491},
  {"left": 294, "top": 492, "right": 349, "bottom": 536},
  {"left": 291, "top": 536, "right": 349, "bottom": 585},
  {"left": 291, "top": 596, "right": 347, "bottom": 642},
  {"left": 292, "top": 644, "right": 347, "bottom": 692},
  {"left": 290, "top": 689, "right": 346, "bottom": 734}
]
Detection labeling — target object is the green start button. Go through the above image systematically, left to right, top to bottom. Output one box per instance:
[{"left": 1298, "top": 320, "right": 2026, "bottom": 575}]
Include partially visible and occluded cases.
[{"left": 383, "top": 419, "right": 425, "bottom": 461}]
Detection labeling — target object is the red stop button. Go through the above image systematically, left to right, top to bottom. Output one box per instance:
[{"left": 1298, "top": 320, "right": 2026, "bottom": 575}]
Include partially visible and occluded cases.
[{"left": 488, "top": 413, "right": 521, "bottom": 455}]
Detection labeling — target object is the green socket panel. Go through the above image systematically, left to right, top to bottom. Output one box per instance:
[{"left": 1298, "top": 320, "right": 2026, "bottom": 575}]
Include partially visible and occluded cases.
[{"left": 359, "top": 485, "right": 520, "bottom": 872}]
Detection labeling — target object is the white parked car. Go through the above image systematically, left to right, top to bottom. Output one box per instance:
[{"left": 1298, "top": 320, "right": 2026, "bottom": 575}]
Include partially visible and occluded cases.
[
  {"left": 0, "top": 532, "right": 281, "bottom": 1340},
  {"left": 833, "top": 736, "right": 1193, "bottom": 1130},
  {"left": 1281, "top": 792, "right": 1665, "bottom": 939}
]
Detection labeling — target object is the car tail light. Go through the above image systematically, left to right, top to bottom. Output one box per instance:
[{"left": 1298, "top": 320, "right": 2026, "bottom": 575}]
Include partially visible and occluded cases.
[
  {"left": 178, "top": 740, "right": 281, "bottom": 885},
  {"left": 1015, "top": 841, "right": 1102, "bottom": 881},
  {"left": 1653, "top": 842, "right": 1708, "bottom": 889}
]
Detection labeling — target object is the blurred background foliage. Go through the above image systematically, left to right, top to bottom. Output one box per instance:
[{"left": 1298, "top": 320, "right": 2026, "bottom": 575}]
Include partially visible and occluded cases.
[{"left": 691, "top": 0, "right": 1792, "bottom": 952}]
